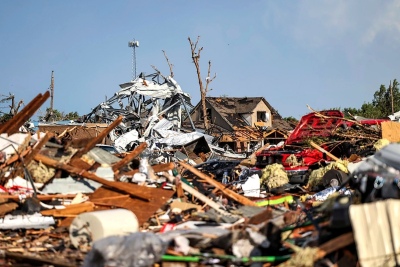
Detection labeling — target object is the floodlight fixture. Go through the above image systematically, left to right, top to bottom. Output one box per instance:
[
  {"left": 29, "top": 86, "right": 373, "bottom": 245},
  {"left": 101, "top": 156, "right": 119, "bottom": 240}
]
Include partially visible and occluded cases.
[{"left": 128, "top": 40, "right": 139, "bottom": 47}]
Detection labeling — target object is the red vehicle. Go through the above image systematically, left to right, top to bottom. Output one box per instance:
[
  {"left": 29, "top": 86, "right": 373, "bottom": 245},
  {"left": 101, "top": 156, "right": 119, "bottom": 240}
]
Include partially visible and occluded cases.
[{"left": 255, "top": 110, "right": 387, "bottom": 184}]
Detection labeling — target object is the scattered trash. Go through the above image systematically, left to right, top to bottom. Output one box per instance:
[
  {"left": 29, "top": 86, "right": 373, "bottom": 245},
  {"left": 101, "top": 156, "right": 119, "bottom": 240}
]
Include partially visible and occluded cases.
[{"left": 1, "top": 76, "right": 399, "bottom": 266}]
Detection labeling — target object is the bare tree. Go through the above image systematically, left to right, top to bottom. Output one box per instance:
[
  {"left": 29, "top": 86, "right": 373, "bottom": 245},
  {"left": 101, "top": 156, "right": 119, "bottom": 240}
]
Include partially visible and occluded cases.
[
  {"left": 188, "top": 36, "right": 216, "bottom": 131},
  {"left": 162, "top": 50, "right": 174, "bottom": 78}
]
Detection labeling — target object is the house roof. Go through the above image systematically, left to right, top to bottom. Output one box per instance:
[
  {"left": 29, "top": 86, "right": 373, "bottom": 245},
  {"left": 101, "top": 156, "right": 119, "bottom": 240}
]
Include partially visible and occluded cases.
[
  {"left": 184, "top": 96, "right": 293, "bottom": 134},
  {"left": 205, "top": 97, "right": 282, "bottom": 128},
  {"left": 207, "top": 97, "right": 281, "bottom": 116},
  {"left": 272, "top": 118, "right": 294, "bottom": 131}
]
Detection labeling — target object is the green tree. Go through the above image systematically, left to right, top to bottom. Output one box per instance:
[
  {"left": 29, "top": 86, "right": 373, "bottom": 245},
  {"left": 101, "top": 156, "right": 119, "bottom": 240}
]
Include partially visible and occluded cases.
[
  {"left": 341, "top": 79, "right": 400, "bottom": 119},
  {"left": 370, "top": 79, "right": 400, "bottom": 118},
  {"left": 386, "top": 79, "right": 400, "bottom": 115},
  {"left": 372, "top": 85, "right": 389, "bottom": 117},
  {"left": 359, "top": 102, "right": 380, "bottom": 118},
  {"left": 342, "top": 107, "right": 361, "bottom": 118},
  {"left": 39, "top": 108, "right": 79, "bottom": 122},
  {"left": 64, "top": 111, "right": 79, "bottom": 120},
  {"left": 0, "top": 113, "right": 12, "bottom": 124},
  {"left": 283, "top": 116, "right": 299, "bottom": 125}
]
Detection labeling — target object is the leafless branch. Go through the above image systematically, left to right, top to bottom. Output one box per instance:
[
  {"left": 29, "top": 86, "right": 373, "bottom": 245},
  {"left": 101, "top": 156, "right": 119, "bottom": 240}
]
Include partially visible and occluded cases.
[
  {"left": 188, "top": 36, "right": 212, "bottom": 130},
  {"left": 188, "top": 36, "right": 203, "bottom": 60},
  {"left": 162, "top": 50, "right": 174, "bottom": 78},
  {"left": 204, "top": 60, "right": 217, "bottom": 94},
  {"left": 151, "top": 65, "right": 168, "bottom": 80}
]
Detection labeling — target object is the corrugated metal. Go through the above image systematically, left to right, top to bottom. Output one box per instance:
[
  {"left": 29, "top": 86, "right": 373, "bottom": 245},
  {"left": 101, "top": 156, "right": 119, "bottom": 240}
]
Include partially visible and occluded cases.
[{"left": 152, "top": 118, "right": 174, "bottom": 130}]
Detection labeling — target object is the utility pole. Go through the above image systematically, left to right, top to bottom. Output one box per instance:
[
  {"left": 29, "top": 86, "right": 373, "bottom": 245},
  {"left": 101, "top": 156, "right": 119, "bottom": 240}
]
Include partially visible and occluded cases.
[
  {"left": 50, "top": 70, "right": 54, "bottom": 113},
  {"left": 390, "top": 80, "right": 394, "bottom": 114}
]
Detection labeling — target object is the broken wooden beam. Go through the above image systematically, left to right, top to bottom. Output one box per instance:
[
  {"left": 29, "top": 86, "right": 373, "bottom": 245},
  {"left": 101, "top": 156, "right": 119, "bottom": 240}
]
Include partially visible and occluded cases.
[
  {"left": 8, "top": 91, "right": 50, "bottom": 135},
  {"left": 0, "top": 93, "right": 43, "bottom": 134},
  {"left": 71, "top": 115, "right": 123, "bottom": 159},
  {"left": 14, "top": 132, "right": 54, "bottom": 177},
  {"left": 26, "top": 132, "right": 54, "bottom": 163},
  {"left": 309, "top": 141, "right": 340, "bottom": 162},
  {"left": 112, "top": 142, "right": 148, "bottom": 173},
  {"left": 0, "top": 146, "right": 31, "bottom": 168},
  {"left": 34, "top": 153, "right": 150, "bottom": 201},
  {"left": 178, "top": 161, "right": 257, "bottom": 207},
  {"left": 118, "top": 162, "right": 175, "bottom": 177},
  {"left": 162, "top": 171, "right": 241, "bottom": 218},
  {"left": 90, "top": 185, "right": 175, "bottom": 226},
  {"left": 0, "top": 194, "right": 77, "bottom": 201},
  {"left": 41, "top": 202, "right": 95, "bottom": 217},
  {"left": 279, "top": 232, "right": 354, "bottom": 266},
  {"left": 316, "top": 232, "right": 354, "bottom": 260},
  {"left": 5, "top": 251, "right": 76, "bottom": 267}
]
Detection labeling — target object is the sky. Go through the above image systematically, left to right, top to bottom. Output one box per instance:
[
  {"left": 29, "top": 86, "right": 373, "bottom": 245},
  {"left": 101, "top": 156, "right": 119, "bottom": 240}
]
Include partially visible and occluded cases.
[{"left": 1, "top": 1, "right": 400, "bottom": 121}]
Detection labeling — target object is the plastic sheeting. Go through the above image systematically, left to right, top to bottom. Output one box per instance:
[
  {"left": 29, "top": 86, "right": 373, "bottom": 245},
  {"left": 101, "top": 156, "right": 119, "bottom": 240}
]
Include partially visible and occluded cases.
[
  {"left": 154, "top": 130, "right": 214, "bottom": 146},
  {"left": 241, "top": 174, "right": 261, "bottom": 197},
  {"left": 83, "top": 232, "right": 167, "bottom": 267}
]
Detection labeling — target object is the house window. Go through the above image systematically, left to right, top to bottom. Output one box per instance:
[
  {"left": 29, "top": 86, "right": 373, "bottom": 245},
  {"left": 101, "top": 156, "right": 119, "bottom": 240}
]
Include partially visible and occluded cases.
[
  {"left": 199, "top": 108, "right": 211, "bottom": 121},
  {"left": 257, "top": 111, "right": 269, "bottom": 122}
]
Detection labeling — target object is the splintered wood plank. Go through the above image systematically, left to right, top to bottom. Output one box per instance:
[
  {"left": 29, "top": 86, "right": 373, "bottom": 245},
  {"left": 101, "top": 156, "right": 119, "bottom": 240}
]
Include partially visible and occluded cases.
[
  {"left": 8, "top": 91, "right": 50, "bottom": 135},
  {"left": 0, "top": 93, "right": 43, "bottom": 134},
  {"left": 72, "top": 116, "right": 123, "bottom": 159},
  {"left": 14, "top": 132, "right": 54, "bottom": 177},
  {"left": 25, "top": 132, "right": 54, "bottom": 164},
  {"left": 112, "top": 142, "right": 147, "bottom": 173},
  {"left": 0, "top": 147, "right": 31, "bottom": 168},
  {"left": 34, "top": 153, "right": 151, "bottom": 201},
  {"left": 68, "top": 157, "right": 93, "bottom": 170},
  {"left": 178, "top": 161, "right": 257, "bottom": 207},
  {"left": 119, "top": 162, "right": 175, "bottom": 177},
  {"left": 89, "top": 186, "right": 175, "bottom": 225},
  {"left": 0, "top": 194, "right": 77, "bottom": 201},
  {"left": 0, "top": 202, "right": 19, "bottom": 216},
  {"left": 40, "top": 202, "right": 95, "bottom": 217},
  {"left": 247, "top": 207, "right": 273, "bottom": 225},
  {"left": 58, "top": 217, "right": 75, "bottom": 228},
  {"left": 316, "top": 232, "right": 354, "bottom": 260},
  {"left": 5, "top": 251, "right": 76, "bottom": 267}
]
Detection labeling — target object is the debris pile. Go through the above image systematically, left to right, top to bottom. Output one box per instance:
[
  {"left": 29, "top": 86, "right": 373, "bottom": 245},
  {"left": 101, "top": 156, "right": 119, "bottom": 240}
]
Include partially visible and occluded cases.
[{"left": 1, "top": 78, "right": 400, "bottom": 267}]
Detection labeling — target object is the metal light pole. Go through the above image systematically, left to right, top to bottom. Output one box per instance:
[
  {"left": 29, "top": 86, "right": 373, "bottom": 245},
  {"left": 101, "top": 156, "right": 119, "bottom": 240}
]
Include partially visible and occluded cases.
[{"left": 128, "top": 39, "right": 139, "bottom": 80}]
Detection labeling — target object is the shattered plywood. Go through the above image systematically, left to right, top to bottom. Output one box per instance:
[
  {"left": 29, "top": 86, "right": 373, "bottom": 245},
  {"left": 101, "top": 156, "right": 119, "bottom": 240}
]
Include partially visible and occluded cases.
[
  {"left": 381, "top": 121, "right": 400, "bottom": 142},
  {"left": 38, "top": 124, "right": 110, "bottom": 144},
  {"left": 89, "top": 185, "right": 175, "bottom": 226},
  {"left": 0, "top": 202, "right": 18, "bottom": 216}
]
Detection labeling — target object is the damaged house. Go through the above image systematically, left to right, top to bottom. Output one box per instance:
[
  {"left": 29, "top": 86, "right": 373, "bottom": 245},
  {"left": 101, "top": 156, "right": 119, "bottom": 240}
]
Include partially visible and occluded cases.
[{"left": 185, "top": 97, "right": 292, "bottom": 153}]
